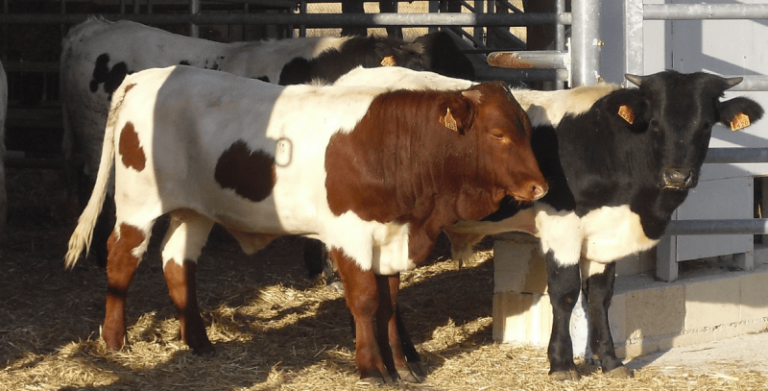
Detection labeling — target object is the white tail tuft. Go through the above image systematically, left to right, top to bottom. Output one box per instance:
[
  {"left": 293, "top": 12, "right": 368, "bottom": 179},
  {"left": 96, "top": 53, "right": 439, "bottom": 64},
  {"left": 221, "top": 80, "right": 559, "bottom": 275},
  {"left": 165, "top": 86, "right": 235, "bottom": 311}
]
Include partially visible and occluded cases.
[{"left": 64, "top": 83, "right": 127, "bottom": 269}]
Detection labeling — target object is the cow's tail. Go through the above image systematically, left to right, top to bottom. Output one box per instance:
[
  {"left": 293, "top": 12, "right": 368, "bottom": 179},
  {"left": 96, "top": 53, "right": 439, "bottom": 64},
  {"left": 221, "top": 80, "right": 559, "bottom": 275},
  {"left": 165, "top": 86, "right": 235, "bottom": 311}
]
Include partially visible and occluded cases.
[{"left": 64, "top": 83, "right": 125, "bottom": 269}]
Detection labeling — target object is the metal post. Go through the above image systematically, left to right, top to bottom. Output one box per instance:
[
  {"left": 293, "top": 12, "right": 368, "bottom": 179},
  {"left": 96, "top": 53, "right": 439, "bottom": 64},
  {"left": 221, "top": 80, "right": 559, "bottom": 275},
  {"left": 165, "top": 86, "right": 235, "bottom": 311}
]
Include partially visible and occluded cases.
[
  {"left": 189, "top": 0, "right": 199, "bottom": 38},
  {"left": 555, "top": 0, "right": 566, "bottom": 89},
  {"left": 571, "top": 0, "right": 602, "bottom": 86},
  {"left": 624, "top": 0, "right": 644, "bottom": 86},
  {"left": 299, "top": 1, "right": 307, "bottom": 38},
  {"left": 428, "top": 1, "right": 439, "bottom": 33},
  {"left": 474, "top": 1, "right": 484, "bottom": 45}
]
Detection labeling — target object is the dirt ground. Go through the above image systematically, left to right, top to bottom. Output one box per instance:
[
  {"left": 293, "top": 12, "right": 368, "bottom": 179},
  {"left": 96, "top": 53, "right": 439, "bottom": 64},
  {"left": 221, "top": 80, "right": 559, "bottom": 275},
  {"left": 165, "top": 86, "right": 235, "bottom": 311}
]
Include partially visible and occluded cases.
[{"left": 2, "top": 168, "right": 768, "bottom": 391}]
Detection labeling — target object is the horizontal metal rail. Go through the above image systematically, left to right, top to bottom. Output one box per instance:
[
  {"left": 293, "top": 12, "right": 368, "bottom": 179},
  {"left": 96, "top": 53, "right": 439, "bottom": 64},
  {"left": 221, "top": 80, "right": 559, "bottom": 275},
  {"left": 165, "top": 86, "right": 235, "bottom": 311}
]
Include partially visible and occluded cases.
[
  {"left": 644, "top": 4, "right": 768, "bottom": 20},
  {"left": 0, "top": 12, "right": 572, "bottom": 26},
  {"left": 668, "top": 148, "right": 768, "bottom": 236},
  {"left": 704, "top": 148, "right": 768, "bottom": 164},
  {"left": 666, "top": 219, "right": 768, "bottom": 236}
]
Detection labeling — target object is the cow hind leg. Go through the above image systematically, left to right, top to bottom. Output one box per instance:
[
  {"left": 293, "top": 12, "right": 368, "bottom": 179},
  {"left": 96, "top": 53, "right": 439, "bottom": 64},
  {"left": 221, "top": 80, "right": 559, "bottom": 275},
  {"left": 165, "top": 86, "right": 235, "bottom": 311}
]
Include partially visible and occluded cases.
[
  {"left": 161, "top": 211, "right": 215, "bottom": 356},
  {"left": 103, "top": 222, "right": 153, "bottom": 351},
  {"left": 332, "top": 248, "right": 393, "bottom": 385},
  {"left": 545, "top": 250, "right": 582, "bottom": 381},
  {"left": 581, "top": 260, "right": 631, "bottom": 378}
]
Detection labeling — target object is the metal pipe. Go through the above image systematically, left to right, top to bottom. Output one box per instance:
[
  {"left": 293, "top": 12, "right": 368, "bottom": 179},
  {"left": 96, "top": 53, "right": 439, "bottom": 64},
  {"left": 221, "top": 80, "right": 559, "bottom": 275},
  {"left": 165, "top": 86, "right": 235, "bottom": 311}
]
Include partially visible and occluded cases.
[
  {"left": 189, "top": 0, "right": 199, "bottom": 38},
  {"left": 571, "top": 0, "right": 602, "bottom": 86},
  {"left": 644, "top": 4, "right": 768, "bottom": 20},
  {"left": 0, "top": 12, "right": 571, "bottom": 26},
  {"left": 487, "top": 51, "right": 569, "bottom": 70},
  {"left": 475, "top": 67, "right": 570, "bottom": 82},
  {"left": 704, "top": 148, "right": 768, "bottom": 164},
  {"left": 666, "top": 219, "right": 768, "bottom": 236}
]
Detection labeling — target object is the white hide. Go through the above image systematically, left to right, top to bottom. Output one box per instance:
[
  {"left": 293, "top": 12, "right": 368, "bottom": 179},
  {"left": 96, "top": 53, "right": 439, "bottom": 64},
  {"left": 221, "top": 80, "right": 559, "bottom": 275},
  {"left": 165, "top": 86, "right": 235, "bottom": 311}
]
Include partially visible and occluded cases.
[
  {"left": 60, "top": 16, "right": 351, "bottom": 182},
  {"left": 0, "top": 60, "right": 7, "bottom": 233},
  {"left": 66, "top": 66, "right": 423, "bottom": 275}
]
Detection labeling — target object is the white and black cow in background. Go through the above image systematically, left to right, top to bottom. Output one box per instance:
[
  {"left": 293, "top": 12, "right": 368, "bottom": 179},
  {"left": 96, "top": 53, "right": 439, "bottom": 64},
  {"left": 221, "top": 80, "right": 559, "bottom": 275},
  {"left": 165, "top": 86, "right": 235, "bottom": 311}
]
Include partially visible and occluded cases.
[
  {"left": 60, "top": 16, "right": 475, "bottom": 264},
  {"left": 0, "top": 60, "right": 8, "bottom": 233},
  {"left": 65, "top": 65, "right": 546, "bottom": 384},
  {"left": 331, "top": 66, "right": 765, "bottom": 380}
]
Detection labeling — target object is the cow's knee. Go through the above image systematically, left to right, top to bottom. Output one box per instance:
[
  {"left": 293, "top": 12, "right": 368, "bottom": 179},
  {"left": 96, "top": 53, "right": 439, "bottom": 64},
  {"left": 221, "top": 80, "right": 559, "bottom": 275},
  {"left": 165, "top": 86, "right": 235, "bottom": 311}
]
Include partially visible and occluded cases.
[
  {"left": 332, "top": 248, "right": 392, "bottom": 385},
  {"left": 545, "top": 250, "right": 581, "bottom": 380}
]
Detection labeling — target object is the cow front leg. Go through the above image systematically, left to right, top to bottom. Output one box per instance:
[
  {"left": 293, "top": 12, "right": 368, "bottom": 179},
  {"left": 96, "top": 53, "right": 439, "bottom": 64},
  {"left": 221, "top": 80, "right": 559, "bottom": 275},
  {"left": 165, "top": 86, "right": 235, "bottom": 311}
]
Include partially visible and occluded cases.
[
  {"left": 161, "top": 212, "right": 215, "bottom": 356},
  {"left": 104, "top": 223, "right": 151, "bottom": 351},
  {"left": 332, "top": 248, "right": 393, "bottom": 385},
  {"left": 545, "top": 250, "right": 581, "bottom": 381},
  {"left": 581, "top": 260, "right": 631, "bottom": 378},
  {"left": 375, "top": 274, "right": 425, "bottom": 383}
]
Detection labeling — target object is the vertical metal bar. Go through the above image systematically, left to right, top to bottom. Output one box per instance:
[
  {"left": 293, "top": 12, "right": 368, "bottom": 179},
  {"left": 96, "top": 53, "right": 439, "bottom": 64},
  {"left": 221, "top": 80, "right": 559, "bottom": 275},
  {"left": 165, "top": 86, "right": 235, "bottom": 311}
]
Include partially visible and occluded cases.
[
  {"left": 120, "top": 0, "right": 125, "bottom": 15},
  {"left": 133, "top": 0, "right": 140, "bottom": 14},
  {"left": 147, "top": 0, "right": 153, "bottom": 14},
  {"left": 189, "top": 0, "right": 199, "bottom": 38},
  {"left": 555, "top": 0, "right": 566, "bottom": 89},
  {"left": 571, "top": 0, "right": 602, "bottom": 87},
  {"left": 624, "top": 0, "right": 644, "bottom": 86},
  {"left": 299, "top": 1, "right": 307, "bottom": 38},
  {"left": 428, "top": 1, "right": 439, "bottom": 33},
  {"left": 474, "top": 1, "right": 485, "bottom": 45},
  {"left": 656, "top": 234, "right": 679, "bottom": 282}
]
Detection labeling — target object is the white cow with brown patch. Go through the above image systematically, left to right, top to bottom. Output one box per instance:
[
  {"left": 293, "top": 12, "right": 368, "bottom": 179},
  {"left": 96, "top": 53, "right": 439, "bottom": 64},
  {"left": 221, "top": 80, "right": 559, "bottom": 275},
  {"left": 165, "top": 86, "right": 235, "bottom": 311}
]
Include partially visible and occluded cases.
[{"left": 65, "top": 65, "right": 545, "bottom": 384}]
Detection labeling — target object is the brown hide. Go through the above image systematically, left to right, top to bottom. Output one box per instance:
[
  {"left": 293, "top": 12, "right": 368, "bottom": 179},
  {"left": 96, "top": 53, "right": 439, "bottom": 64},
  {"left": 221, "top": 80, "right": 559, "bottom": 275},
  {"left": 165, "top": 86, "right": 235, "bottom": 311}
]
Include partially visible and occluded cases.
[{"left": 325, "top": 82, "right": 545, "bottom": 262}]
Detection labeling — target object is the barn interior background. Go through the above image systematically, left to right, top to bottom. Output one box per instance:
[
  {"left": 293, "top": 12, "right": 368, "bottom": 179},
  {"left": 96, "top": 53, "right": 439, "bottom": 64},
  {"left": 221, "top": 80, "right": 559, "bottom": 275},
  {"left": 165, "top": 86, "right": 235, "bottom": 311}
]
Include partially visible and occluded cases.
[{"left": 3, "top": 1, "right": 768, "bottom": 390}]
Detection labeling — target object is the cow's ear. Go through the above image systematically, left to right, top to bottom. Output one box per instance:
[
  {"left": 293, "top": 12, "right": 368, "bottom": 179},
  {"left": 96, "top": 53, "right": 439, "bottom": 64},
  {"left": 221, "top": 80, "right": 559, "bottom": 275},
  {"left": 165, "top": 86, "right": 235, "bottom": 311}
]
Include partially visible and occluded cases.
[
  {"left": 604, "top": 90, "right": 649, "bottom": 132},
  {"left": 438, "top": 92, "right": 477, "bottom": 135},
  {"left": 718, "top": 97, "right": 764, "bottom": 131}
]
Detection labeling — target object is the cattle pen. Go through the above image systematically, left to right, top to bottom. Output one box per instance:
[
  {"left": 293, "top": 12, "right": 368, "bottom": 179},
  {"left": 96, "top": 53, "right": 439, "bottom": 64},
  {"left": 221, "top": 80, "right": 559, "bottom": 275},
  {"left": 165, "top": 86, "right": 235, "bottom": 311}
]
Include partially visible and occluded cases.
[{"left": 3, "top": 1, "right": 768, "bottom": 390}]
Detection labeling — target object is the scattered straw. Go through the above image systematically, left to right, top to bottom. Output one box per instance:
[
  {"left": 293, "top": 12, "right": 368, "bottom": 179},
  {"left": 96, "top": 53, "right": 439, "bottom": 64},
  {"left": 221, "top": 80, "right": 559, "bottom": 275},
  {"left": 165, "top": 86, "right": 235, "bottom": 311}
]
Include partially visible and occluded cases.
[{"left": 3, "top": 168, "right": 768, "bottom": 390}]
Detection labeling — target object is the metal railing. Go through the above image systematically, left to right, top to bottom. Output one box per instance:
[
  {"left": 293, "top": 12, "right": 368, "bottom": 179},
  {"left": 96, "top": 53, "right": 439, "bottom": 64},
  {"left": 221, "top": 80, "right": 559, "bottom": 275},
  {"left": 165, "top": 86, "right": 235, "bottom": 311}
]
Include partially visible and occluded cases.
[{"left": 624, "top": 0, "right": 768, "bottom": 281}]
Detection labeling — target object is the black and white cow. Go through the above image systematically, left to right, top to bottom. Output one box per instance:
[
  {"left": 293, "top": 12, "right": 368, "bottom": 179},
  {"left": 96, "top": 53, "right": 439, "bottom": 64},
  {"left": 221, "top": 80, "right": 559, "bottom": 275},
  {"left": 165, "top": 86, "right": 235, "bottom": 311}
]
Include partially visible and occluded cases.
[
  {"left": 60, "top": 17, "right": 475, "bottom": 263},
  {"left": 334, "top": 66, "right": 765, "bottom": 380}
]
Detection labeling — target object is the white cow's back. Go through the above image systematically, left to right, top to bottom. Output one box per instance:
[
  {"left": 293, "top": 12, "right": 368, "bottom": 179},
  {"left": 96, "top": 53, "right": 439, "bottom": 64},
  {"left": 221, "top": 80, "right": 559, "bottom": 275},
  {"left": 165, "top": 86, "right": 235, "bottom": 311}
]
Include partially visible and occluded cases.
[
  {"left": 60, "top": 17, "right": 349, "bottom": 186},
  {"left": 107, "top": 66, "right": 409, "bottom": 272}
]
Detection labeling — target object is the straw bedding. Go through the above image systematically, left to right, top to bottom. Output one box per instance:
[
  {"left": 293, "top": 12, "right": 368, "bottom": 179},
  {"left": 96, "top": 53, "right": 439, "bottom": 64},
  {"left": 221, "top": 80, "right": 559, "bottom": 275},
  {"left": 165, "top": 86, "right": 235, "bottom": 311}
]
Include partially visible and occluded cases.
[{"left": 2, "top": 168, "right": 767, "bottom": 390}]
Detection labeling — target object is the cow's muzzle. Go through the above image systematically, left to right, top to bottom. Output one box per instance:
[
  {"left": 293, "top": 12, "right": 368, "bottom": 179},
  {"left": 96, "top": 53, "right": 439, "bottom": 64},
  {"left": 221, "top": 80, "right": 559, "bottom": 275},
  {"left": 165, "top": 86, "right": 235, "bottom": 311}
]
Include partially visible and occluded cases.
[{"left": 663, "top": 167, "right": 696, "bottom": 190}]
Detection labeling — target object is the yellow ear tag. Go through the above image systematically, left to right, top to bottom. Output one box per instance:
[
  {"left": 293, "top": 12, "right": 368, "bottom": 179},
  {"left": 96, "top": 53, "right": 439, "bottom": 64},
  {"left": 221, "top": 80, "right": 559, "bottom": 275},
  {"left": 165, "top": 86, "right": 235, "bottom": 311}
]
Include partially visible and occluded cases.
[
  {"left": 380, "top": 56, "right": 396, "bottom": 67},
  {"left": 618, "top": 104, "right": 635, "bottom": 124},
  {"left": 440, "top": 108, "right": 458, "bottom": 132},
  {"left": 730, "top": 112, "right": 751, "bottom": 131}
]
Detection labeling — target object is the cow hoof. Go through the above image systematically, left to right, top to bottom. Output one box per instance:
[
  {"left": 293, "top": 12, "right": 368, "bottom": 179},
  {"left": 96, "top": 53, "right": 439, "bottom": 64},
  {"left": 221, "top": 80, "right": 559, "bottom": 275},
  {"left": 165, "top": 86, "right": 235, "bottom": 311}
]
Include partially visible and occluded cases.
[
  {"left": 408, "top": 361, "right": 427, "bottom": 378},
  {"left": 397, "top": 366, "right": 426, "bottom": 384},
  {"left": 604, "top": 366, "right": 633, "bottom": 378},
  {"left": 359, "top": 369, "right": 394, "bottom": 386},
  {"left": 549, "top": 369, "right": 581, "bottom": 382}
]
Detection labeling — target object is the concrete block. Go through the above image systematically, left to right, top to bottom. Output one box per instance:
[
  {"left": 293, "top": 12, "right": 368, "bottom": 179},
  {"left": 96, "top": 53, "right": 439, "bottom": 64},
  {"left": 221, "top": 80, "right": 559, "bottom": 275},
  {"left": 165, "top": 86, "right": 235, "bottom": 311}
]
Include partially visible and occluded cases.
[
  {"left": 493, "top": 238, "right": 548, "bottom": 294},
  {"left": 740, "top": 269, "right": 768, "bottom": 321},
  {"left": 684, "top": 277, "right": 740, "bottom": 331},
  {"left": 626, "top": 285, "right": 685, "bottom": 339},
  {"left": 492, "top": 292, "right": 552, "bottom": 347},
  {"left": 608, "top": 292, "right": 627, "bottom": 345}
]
